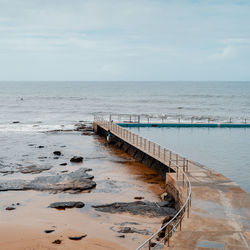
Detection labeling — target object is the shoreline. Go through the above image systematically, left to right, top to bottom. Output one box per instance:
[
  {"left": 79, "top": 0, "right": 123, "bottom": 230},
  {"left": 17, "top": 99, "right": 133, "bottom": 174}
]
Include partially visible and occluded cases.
[{"left": 0, "top": 125, "right": 167, "bottom": 249}]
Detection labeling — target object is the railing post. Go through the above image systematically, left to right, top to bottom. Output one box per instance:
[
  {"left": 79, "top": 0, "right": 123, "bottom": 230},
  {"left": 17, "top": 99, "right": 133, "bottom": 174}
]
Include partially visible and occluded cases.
[
  {"left": 136, "top": 135, "right": 138, "bottom": 146},
  {"left": 144, "top": 139, "right": 146, "bottom": 150},
  {"left": 149, "top": 141, "right": 150, "bottom": 152},
  {"left": 153, "top": 143, "right": 155, "bottom": 155},
  {"left": 158, "top": 145, "right": 160, "bottom": 157},
  {"left": 164, "top": 148, "right": 166, "bottom": 161},
  {"left": 169, "top": 151, "right": 172, "bottom": 173},
  {"left": 186, "top": 160, "right": 189, "bottom": 172},
  {"left": 180, "top": 218, "right": 182, "bottom": 231},
  {"left": 167, "top": 225, "right": 170, "bottom": 247},
  {"left": 148, "top": 239, "right": 151, "bottom": 250}
]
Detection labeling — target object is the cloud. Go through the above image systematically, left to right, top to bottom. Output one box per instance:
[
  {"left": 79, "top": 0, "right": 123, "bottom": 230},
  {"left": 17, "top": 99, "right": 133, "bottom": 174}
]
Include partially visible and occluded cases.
[
  {"left": 0, "top": 0, "right": 250, "bottom": 80},
  {"left": 208, "top": 38, "right": 250, "bottom": 61}
]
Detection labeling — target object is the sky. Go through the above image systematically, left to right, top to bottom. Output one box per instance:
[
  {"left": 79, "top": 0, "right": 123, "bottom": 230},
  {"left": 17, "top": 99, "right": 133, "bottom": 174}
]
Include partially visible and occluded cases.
[{"left": 0, "top": 0, "right": 250, "bottom": 81}]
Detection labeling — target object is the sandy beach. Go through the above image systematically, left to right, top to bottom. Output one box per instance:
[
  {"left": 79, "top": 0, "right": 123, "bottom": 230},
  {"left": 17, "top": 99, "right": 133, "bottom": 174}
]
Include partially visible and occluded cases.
[{"left": 0, "top": 125, "right": 169, "bottom": 249}]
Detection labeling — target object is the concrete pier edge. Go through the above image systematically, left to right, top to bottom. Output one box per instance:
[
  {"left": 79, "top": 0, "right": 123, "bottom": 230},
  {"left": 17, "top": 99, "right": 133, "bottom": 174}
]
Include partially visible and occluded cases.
[{"left": 93, "top": 121, "right": 250, "bottom": 250}]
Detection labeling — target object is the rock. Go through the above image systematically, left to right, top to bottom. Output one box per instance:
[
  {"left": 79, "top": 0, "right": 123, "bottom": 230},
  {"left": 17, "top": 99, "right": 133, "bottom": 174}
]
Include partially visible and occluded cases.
[
  {"left": 12, "top": 121, "right": 20, "bottom": 124},
  {"left": 74, "top": 123, "right": 87, "bottom": 131},
  {"left": 84, "top": 126, "right": 93, "bottom": 132},
  {"left": 82, "top": 132, "right": 94, "bottom": 136},
  {"left": 28, "top": 144, "right": 35, "bottom": 146},
  {"left": 38, "top": 146, "right": 44, "bottom": 148},
  {"left": 53, "top": 151, "right": 61, "bottom": 156},
  {"left": 70, "top": 156, "right": 83, "bottom": 163},
  {"left": 53, "top": 157, "right": 59, "bottom": 160},
  {"left": 60, "top": 163, "right": 67, "bottom": 166},
  {"left": 19, "top": 165, "right": 52, "bottom": 174},
  {"left": 0, "top": 168, "right": 96, "bottom": 193},
  {"left": 61, "top": 170, "right": 68, "bottom": 173},
  {"left": 134, "top": 196, "right": 144, "bottom": 200},
  {"left": 49, "top": 201, "right": 85, "bottom": 210},
  {"left": 92, "top": 201, "right": 176, "bottom": 217},
  {"left": 158, "top": 201, "right": 170, "bottom": 207},
  {"left": 16, "top": 203, "right": 20, "bottom": 205},
  {"left": 6, "top": 206, "right": 15, "bottom": 211},
  {"left": 158, "top": 215, "right": 173, "bottom": 238},
  {"left": 116, "top": 227, "right": 150, "bottom": 235},
  {"left": 118, "top": 227, "right": 134, "bottom": 233},
  {"left": 44, "top": 230, "right": 55, "bottom": 234},
  {"left": 68, "top": 235, "right": 87, "bottom": 240},
  {"left": 117, "top": 235, "right": 125, "bottom": 238},
  {"left": 52, "top": 239, "right": 61, "bottom": 244},
  {"left": 150, "top": 242, "right": 157, "bottom": 247}
]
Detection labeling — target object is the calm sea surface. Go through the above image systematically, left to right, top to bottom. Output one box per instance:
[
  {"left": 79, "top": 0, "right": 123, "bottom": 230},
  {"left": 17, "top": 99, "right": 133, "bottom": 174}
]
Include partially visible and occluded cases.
[
  {"left": 0, "top": 81, "right": 249, "bottom": 191},
  {"left": 129, "top": 127, "right": 250, "bottom": 193}
]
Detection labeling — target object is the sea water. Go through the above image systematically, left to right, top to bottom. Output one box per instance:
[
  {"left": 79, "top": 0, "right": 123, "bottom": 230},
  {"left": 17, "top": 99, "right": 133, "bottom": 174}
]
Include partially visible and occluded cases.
[
  {"left": 0, "top": 81, "right": 249, "bottom": 191},
  {"left": 0, "top": 81, "right": 249, "bottom": 131},
  {"left": 129, "top": 126, "right": 250, "bottom": 193}
]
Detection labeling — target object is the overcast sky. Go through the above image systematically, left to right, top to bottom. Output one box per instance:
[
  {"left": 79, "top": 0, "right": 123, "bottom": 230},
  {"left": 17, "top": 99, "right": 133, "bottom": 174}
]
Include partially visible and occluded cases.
[{"left": 0, "top": 0, "right": 250, "bottom": 81}]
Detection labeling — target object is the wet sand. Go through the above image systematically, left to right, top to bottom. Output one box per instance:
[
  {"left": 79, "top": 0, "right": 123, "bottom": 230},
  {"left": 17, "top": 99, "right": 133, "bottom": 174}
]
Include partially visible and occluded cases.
[{"left": 0, "top": 130, "right": 165, "bottom": 249}]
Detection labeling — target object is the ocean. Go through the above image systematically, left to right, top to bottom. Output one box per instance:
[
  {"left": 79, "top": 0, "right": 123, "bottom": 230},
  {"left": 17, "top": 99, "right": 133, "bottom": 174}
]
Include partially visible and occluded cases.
[
  {"left": 0, "top": 81, "right": 249, "bottom": 192},
  {"left": 0, "top": 81, "right": 250, "bottom": 131}
]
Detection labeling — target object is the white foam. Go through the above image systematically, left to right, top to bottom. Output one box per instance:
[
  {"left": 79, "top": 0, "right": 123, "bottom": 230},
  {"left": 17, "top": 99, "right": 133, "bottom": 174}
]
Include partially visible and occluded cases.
[{"left": 0, "top": 124, "right": 75, "bottom": 132}]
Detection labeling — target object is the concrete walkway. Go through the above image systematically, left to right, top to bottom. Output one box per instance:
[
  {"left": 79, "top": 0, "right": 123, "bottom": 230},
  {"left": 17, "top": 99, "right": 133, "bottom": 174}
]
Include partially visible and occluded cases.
[
  {"left": 94, "top": 121, "right": 250, "bottom": 249},
  {"left": 165, "top": 162, "right": 250, "bottom": 250}
]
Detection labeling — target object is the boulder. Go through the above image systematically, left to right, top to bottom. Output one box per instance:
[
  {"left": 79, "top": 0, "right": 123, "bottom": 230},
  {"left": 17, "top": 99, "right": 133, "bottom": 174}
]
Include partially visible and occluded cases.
[
  {"left": 53, "top": 151, "right": 61, "bottom": 156},
  {"left": 70, "top": 156, "right": 83, "bottom": 163},
  {"left": 49, "top": 201, "right": 85, "bottom": 210},
  {"left": 68, "top": 235, "right": 87, "bottom": 240}
]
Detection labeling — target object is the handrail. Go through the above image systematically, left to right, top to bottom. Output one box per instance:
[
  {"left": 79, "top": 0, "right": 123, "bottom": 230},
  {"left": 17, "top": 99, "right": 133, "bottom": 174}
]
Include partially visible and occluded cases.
[
  {"left": 94, "top": 113, "right": 250, "bottom": 125},
  {"left": 94, "top": 119, "right": 192, "bottom": 249}
]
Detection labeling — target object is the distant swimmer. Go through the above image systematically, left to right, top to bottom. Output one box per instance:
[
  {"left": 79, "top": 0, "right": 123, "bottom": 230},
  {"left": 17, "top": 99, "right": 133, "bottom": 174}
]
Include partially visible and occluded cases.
[{"left": 20, "top": 98, "right": 23, "bottom": 101}]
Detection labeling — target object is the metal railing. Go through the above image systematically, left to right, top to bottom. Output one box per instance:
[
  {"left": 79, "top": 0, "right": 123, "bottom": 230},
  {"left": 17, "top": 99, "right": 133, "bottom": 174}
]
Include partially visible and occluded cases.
[
  {"left": 94, "top": 113, "right": 250, "bottom": 125},
  {"left": 95, "top": 120, "right": 192, "bottom": 249}
]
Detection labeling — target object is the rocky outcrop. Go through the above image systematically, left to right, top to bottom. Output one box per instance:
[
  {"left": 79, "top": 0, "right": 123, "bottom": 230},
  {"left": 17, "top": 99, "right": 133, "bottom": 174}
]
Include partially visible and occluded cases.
[
  {"left": 19, "top": 164, "right": 52, "bottom": 174},
  {"left": 0, "top": 168, "right": 96, "bottom": 193},
  {"left": 49, "top": 201, "right": 85, "bottom": 210},
  {"left": 92, "top": 201, "right": 176, "bottom": 217}
]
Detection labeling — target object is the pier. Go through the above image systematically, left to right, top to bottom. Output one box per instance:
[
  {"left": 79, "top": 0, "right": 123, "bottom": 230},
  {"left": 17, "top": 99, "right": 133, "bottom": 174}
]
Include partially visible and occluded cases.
[{"left": 93, "top": 120, "right": 250, "bottom": 249}]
